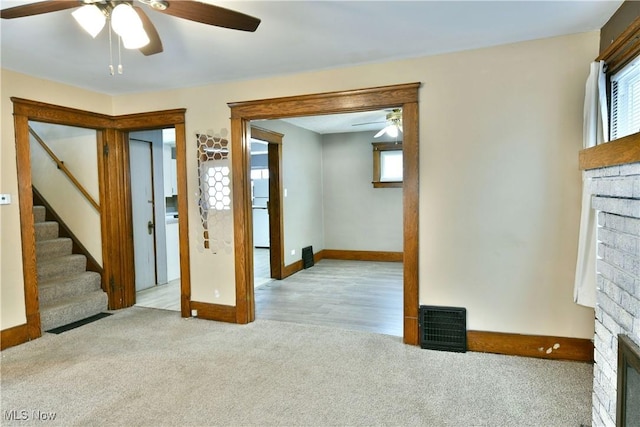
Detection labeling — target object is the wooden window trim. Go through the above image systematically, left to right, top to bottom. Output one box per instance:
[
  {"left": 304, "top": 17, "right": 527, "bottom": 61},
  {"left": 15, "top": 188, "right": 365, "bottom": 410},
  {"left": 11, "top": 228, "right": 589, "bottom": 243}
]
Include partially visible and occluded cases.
[
  {"left": 597, "top": 15, "right": 640, "bottom": 75},
  {"left": 580, "top": 16, "right": 640, "bottom": 170},
  {"left": 579, "top": 131, "right": 640, "bottom": 170},
  {"left": 372, "top": 142, "right": 403, "bottom": 188}
]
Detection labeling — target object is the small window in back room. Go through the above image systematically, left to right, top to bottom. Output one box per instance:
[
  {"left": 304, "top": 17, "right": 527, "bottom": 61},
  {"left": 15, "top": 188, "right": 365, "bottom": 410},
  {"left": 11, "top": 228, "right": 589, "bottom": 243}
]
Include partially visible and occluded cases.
[
  {"left": 611, "top": 54, "right": 640, "bottom": 140},
  {"left": 372, "top": 142, "right": 402, "bottom": 188},
  {"left": 380, "top": 150, "right": 403, "bottom": 182}
]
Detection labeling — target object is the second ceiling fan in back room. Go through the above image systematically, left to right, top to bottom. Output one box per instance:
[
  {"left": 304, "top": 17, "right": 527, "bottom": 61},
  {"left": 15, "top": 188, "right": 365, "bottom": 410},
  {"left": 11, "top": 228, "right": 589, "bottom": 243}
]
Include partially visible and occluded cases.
[
  {"left": 0, "top": 0, "right": 261, "bottom": 75},
  {"left": 352, "top": 108, "right": 403, "bottom": 138},
  {"left": 374, "top": 109, "right": 403, "bottom": 138}
]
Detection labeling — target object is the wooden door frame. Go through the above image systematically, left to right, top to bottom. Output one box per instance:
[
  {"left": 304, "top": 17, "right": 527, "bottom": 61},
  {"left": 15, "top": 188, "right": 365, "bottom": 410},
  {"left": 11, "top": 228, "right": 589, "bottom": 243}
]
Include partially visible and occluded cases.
[
  {"left": 228, "top": 82, "right": 421, "bottom": 345},
  {"left": 11, "top": 98, "right": 191, "bottom": 344},
  {"left": 250, "top": 126, "right": 284, "bottom": 280}
]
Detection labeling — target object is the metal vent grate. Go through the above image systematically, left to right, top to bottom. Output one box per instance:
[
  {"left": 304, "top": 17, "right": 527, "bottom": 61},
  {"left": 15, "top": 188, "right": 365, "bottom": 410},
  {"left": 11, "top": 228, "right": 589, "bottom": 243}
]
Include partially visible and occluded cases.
[
  {"left": 302, "top": 246, "right": 314, "bottom": 269},
  {"left": 419, "top": 305, "right": 467, "bottom": 353}
]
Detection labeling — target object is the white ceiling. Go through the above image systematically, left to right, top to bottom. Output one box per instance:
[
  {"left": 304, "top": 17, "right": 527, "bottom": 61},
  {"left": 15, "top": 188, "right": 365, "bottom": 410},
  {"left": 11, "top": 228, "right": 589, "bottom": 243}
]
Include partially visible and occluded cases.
[
  {"left": 1, "top": 0, "right": 623, "bottom": 133},
  {"left": 276, "top": 110, "right": 396, "bottom": 134}
]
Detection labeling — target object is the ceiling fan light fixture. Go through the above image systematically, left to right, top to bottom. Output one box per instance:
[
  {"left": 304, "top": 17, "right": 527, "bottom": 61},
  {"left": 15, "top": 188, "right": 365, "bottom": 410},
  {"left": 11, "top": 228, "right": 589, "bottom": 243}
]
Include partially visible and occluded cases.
[
  {"left": 138, "top": 0, "right": 169, "bottom": 11},
  {"left": 111, "top": 3, "right": 150, "bottom": 48},
  {"left": 72, "top": 5, "right": 106, "bottom": 38},
  {"left": 121, "top": 27, "right": 150, "bottom": 49},
  {"left": 373, "top": 108, "right": 403, "bottom": 138}
]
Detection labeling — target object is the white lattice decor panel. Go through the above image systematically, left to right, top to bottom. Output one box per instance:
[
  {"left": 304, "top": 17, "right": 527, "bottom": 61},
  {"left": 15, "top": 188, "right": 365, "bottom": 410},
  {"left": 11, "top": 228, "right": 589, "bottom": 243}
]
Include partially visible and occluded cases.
[{"left": 196, "top": 129, "right": 232, "bottom": 254}]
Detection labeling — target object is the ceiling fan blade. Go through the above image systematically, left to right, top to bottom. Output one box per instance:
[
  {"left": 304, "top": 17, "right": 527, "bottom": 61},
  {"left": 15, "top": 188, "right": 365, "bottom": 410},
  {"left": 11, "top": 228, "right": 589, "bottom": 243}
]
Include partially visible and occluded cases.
[
  {"left": 161, "top": 0, "right": 260, "bottom": 32},
  {"left": 1, "top": 1, "right": 78, "bottom": 19},
  {"left": 134, "top": 6, "right": 163, "bottom": 56},
  {"left": 352, "top": 120, "right": 386, "bottom": 127},
  {"left": 374, "top": 127, "right": 388, "bottom": 138}
]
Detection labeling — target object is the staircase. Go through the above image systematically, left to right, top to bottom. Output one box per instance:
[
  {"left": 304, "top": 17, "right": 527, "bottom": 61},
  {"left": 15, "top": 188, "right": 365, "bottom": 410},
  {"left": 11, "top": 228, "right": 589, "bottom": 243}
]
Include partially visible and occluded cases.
[{"left": 34, "top": 205, "right": 108, "bottom": 331}]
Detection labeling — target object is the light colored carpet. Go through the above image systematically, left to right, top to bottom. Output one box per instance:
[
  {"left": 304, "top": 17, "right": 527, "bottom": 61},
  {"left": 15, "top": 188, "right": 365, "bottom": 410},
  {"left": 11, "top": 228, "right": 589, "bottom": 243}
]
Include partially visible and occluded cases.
[{"left": 0, "top": 307, "right": 592, "bottom": 426}]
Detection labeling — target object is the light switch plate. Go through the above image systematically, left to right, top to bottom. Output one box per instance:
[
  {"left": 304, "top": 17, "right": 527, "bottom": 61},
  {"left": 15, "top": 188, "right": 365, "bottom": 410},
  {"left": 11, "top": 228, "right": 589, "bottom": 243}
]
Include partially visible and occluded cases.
[{"left": 0, "top": 194, "right": 11, "bottom": 205}]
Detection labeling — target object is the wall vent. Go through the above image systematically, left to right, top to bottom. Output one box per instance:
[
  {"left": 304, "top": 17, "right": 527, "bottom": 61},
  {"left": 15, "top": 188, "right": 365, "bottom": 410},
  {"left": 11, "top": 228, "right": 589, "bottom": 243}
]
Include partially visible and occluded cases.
[
  {"left": 302, "top": 246, "right": 314, "bottom": 269},
  {"left": 419, "top": 305, "right": 467, "bottom": 353}
]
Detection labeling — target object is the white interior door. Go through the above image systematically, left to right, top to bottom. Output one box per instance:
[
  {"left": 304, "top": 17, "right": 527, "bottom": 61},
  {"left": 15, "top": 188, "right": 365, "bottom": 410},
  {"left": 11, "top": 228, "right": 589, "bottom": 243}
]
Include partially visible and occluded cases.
[{"left": 129, "top": 139, "right": 157, "bottom": 291}]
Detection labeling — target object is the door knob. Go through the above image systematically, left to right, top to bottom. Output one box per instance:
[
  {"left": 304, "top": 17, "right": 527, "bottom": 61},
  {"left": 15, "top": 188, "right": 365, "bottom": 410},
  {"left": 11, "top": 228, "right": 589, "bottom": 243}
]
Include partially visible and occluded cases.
[{"left": 147, "top": 220, "right": 155, "bottom": 235}]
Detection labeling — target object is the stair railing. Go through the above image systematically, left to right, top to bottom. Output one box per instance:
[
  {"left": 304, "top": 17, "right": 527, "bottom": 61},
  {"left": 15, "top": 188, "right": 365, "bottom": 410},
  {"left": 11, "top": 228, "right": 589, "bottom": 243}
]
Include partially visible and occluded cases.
[{"left": 29, "top": 126, "right": 100, "bottom": 212}]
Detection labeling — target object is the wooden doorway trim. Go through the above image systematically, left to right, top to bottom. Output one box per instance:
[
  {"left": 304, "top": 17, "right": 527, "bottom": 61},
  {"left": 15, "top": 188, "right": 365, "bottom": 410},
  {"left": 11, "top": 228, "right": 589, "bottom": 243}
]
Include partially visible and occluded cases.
[
  {"left": 228, "top": 82, "right": 421, "bottom": 344},
  {"left": 11, "top": 98, "right": 191, "bottom": 345},
  {"left": 12, "top": 98, "right": 113, "bottom": 341},
  {"left": 114, "top": 112, "right": 191, "bottom": 317},
  {"left": 250, "top": 126, "right": 284, "bottom": 280}
]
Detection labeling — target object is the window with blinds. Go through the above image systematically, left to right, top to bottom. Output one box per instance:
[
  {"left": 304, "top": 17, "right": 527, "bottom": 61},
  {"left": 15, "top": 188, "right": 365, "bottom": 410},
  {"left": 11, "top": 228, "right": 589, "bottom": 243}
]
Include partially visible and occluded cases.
[{"left": 611, "top": 55, "right": 640, "bottom": 140}]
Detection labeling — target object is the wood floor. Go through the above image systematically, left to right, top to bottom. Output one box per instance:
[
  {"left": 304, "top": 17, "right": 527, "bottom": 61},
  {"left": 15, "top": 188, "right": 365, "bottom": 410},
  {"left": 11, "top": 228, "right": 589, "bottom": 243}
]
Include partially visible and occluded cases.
[
  {"left": 254, "top": 248, "right": 272, "bottom": 288},
  {"left": 135, "top": 249, "right": 272, "bottom": 312},
  {"left": 135, "top": 250, "right": 403, "bottom": 337},
  {"left": 256, "top": 259, "right": 403, "bottom": 337},
  {"left": 136, "top": 278, "right": 181, "bottom": 312}
]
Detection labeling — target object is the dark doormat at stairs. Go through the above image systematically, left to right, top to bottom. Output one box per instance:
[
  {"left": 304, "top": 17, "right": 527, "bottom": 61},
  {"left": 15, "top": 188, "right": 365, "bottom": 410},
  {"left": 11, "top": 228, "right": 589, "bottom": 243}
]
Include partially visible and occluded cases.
[{"left": 45, "top": 313, "right": 112, "bottom": 334}]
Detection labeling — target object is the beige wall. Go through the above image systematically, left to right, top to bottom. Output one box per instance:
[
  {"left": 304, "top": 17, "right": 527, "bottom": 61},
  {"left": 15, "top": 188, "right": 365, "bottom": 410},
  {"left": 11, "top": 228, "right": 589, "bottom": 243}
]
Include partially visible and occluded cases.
[
  {"left": 1, "top": 31, "right": 598, "bottom": 338},
  {"left": 419, "top": 35, "right": 596, "bottom": 337}
]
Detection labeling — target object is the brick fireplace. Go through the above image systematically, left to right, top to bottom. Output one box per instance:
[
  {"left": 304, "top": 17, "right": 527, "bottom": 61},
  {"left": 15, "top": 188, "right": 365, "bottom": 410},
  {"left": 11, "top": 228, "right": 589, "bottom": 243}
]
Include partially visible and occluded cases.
[{"left": 586, "top": 162, "right": 640, "bottom": 426}]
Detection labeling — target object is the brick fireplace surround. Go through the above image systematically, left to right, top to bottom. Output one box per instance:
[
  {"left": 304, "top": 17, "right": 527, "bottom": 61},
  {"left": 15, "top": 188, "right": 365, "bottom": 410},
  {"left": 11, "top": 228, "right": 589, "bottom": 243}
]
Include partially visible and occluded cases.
[{"left": 586, "top": 161, "right": 640, "bottom": 426}]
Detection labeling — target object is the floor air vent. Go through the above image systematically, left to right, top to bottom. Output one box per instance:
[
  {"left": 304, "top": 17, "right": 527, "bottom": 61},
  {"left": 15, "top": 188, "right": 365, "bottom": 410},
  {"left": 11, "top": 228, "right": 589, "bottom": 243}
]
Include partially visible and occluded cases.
[
  {"left": 302, "top": 246, "right": 314, "bottom": 269},
  {"left": 419, "top": 305, "right": 467, "bottom": 353}
]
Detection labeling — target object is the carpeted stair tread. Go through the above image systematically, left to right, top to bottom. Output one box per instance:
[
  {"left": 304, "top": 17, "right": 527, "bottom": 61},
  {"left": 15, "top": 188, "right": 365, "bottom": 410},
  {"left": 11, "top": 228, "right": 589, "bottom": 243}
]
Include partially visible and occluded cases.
[
  {"left": 33, "top": 203, "right": 108, "bottom": 332},
  {"left": 33, "top": 205, "right": 46, "bottom": 223},
  {"left": 34, "top": 221, "right": 59, "bottom": 241},
  {"left": 36, "top": 237, "right": 73, "bottom": 261},
  {"left": 37, "top": 254, "right": 87, "bottom": 282},
  {"left": 39, "top": 271, "right": 102, "bottom": 305},
  {"left": 40, "top": 291, "right": 108, "bottom": 332}
]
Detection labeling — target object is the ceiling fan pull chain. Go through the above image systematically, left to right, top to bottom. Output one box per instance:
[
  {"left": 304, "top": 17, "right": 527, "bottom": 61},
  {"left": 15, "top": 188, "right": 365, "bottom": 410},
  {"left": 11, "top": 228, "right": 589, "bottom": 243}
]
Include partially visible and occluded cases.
[
  {"left": 108, "top": 20, "right": 114, "bottom": 76},
  {"left": 117, "top": 35, "right": 123, "bottom": 74}
]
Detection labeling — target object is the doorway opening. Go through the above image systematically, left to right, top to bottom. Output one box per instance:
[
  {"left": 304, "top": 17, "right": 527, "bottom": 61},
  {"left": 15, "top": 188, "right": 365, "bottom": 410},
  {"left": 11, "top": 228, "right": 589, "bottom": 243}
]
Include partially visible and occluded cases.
[
  {"left": 228, "top": 82, "right": 421, "bottom": 345},
  {"left": 249, "top": 112, "right": 404, "bottom": 336},
  {"left": 28, "top": 120, "right": 107, "bottom": 331},
  {"left": 249, "top": 126, "right": 284, "bottom": 289},
  {"left": 130, "top": 128, "right": 181, "bottom": 312},
  {"left": 250, "top": 137, "right": 272, "bottom": 288}
]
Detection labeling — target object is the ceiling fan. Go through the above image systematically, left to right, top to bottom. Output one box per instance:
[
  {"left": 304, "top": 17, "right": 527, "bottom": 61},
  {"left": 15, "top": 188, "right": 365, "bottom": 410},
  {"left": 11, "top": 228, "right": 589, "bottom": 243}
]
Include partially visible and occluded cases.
[
  {"left": 0, "top": 1, "right": 261, "bottom": 59},
  {"left": 352, "top": 108, "right": 403, "bottom": 138}
]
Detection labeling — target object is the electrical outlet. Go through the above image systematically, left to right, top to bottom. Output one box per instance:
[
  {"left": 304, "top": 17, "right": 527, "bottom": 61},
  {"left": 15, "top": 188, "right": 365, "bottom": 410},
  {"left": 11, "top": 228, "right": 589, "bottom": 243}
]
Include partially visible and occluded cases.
[
  {"left": 0, "top": 194, "right": 11, "bottom": 205},
  {"left": 291, "top": 249, "right": 295, "bottom": 256}
]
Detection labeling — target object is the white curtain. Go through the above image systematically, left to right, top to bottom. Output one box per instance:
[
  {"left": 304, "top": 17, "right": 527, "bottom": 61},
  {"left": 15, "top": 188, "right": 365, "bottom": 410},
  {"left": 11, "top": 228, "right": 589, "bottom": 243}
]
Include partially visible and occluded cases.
[{"left": 574, "top": 61, "right": 608, "bottom": 308}]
